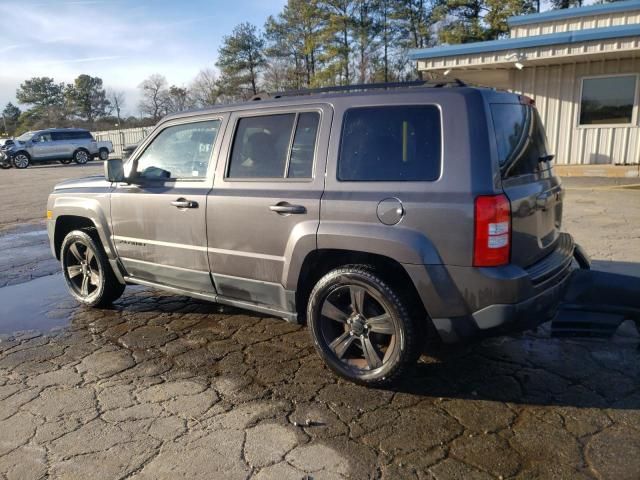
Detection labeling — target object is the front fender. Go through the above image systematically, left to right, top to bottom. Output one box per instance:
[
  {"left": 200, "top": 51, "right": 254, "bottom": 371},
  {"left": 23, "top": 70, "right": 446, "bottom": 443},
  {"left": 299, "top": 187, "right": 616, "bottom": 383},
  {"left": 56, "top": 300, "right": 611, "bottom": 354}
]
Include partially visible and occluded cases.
[{"left": 49, "top": 192, "right": 114, "bottom": 259}]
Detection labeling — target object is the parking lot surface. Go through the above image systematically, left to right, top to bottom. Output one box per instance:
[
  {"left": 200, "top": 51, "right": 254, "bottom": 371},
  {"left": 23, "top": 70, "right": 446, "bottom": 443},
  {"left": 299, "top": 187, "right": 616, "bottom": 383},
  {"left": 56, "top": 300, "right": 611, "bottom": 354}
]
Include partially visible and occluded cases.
[{"left": 0, "top": 164, "right": 638, "bottom": 479}]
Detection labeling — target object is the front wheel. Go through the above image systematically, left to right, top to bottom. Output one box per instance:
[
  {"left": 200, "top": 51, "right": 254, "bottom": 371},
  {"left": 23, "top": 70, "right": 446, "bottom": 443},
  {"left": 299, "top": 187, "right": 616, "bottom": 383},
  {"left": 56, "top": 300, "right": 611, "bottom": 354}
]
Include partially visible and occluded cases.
[
  {"left": 73, "top": 150, "right": 89, "bottom": 164},
  {"left": 12, "top": 153, "right": 30, "bottom": 169},
  {"left": 61, "top": 230, "right": 125, "bottom": 307},
  {"left": 307, "top": 266, "right": 420, "bottom": 386}
]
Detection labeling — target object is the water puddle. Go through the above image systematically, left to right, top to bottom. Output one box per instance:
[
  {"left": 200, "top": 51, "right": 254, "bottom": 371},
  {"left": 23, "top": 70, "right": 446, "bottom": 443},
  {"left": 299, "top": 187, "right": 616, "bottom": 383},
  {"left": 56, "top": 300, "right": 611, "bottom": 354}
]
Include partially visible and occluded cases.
[{"left": 0, "top": 274, "right": 76, "bottom": 334}]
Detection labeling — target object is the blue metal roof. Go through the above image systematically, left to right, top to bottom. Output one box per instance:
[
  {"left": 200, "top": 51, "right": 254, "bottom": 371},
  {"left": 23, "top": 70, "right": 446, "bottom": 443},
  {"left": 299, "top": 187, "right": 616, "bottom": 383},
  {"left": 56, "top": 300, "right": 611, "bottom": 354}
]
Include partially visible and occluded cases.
[
  {"left": 508, "top": 0, "right": 640, "bottom": 26},
  {"left": 409, "top": 23, "right": 640, "bottom": 60}
]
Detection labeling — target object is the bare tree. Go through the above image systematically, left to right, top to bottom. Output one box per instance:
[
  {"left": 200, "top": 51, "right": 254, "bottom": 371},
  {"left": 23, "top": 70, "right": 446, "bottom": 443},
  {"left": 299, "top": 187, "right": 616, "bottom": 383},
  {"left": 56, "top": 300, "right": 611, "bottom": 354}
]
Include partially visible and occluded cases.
[
  {"left": 189, "top": 69, "right": 220, "bottom": 107},
  {"left": 138, "top": 74, "right": 169, "bottom": 121},
  {"left": 107, "top": 90, "right": 126, "bottom": 125}
]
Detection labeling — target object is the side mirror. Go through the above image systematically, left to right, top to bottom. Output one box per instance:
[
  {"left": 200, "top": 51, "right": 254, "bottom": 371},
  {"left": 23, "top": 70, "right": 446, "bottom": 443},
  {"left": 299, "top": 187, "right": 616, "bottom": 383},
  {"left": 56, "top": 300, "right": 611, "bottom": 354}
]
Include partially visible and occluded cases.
[{"left": 104, "top": 158, "right": 125, "bottom": 183}]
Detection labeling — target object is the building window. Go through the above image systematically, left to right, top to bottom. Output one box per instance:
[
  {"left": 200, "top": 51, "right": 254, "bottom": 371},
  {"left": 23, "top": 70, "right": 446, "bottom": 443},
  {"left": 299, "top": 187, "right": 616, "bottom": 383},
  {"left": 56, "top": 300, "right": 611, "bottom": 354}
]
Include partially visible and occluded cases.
[{"left": 579, "top": 75, "right": 637, "bottom": 126}]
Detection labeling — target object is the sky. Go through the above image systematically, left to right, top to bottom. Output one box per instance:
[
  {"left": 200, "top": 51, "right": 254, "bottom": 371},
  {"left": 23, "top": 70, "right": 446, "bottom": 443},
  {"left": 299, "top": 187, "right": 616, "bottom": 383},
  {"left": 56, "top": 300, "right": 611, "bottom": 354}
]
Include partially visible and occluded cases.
[{"left": 0, "top": 0, "right": 287, "bottom": 116}]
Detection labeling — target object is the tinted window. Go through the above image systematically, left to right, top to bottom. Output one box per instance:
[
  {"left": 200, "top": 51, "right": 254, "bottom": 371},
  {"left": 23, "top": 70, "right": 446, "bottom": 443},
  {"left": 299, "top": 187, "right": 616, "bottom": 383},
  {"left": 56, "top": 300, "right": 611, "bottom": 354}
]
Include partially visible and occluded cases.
[
  {"left": 580, "top": 75, "right": 636, "bottom": 125},
  {"left": 491, "top": 104, "right": 550, "bottom": 177},
  {"left": 338, "top": 106, "right": 441, "bottom": 182},
  {"left": 288, "top": 112, "right": 319, "bottom": 178},
  {"left": 228, "top": 113, "right": 318, "bottom": 179},
  {"left": 135, "top": 120, "right": 220, "bottom": 180},
  {"left": 53, "top": 132, "right": 74, "bottom": 141}
]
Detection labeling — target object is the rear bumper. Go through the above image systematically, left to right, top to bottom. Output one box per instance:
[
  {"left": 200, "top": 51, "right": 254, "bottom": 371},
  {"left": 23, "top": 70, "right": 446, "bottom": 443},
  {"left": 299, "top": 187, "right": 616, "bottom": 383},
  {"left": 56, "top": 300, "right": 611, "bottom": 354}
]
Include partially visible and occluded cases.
[{"left": 406, "top": 233, "right": 575, "bottom": 343}]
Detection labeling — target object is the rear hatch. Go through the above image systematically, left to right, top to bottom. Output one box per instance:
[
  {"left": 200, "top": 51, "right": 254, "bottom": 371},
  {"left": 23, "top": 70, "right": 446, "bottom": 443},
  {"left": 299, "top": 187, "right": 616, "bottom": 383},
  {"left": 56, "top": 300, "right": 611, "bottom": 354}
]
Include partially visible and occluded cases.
[{"left": 490, "top": 100, "right": 563, "bottom": 268}]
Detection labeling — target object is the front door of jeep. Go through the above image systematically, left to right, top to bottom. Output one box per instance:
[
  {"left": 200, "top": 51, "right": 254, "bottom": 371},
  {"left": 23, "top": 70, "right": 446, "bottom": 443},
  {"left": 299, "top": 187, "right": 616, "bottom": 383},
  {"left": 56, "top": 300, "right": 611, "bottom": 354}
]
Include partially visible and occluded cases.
[{"left": 110, "top": 115, "right": 226, "bottom": 293}]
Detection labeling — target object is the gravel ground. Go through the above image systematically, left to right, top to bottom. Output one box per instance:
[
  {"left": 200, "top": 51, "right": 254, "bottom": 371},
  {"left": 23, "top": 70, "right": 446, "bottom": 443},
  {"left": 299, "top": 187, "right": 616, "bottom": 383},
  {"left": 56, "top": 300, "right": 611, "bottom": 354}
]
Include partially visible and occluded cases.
[{"left": 0, "top": 164, "right": 638, "bottom": 479}]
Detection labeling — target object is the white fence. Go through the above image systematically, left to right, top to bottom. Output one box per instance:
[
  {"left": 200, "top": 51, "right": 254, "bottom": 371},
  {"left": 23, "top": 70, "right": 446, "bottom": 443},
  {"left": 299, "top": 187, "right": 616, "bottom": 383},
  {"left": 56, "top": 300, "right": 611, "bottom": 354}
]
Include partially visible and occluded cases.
[{"left": 91, "top": 127, "right": 154, "bottom": 158}]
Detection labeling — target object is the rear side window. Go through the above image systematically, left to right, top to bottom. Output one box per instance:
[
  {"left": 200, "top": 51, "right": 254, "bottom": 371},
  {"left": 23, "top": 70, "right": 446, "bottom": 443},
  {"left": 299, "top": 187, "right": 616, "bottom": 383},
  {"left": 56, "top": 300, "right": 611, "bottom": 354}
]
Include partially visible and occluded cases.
[
  {"left": 491, "top": 104, "right": 550, "bottom": 178},
  {"left": 338, "top": 106, "right": 441, "bottom": 182},
  {"left": 228, "top": 112, "right": 319, "bottom": 179}
]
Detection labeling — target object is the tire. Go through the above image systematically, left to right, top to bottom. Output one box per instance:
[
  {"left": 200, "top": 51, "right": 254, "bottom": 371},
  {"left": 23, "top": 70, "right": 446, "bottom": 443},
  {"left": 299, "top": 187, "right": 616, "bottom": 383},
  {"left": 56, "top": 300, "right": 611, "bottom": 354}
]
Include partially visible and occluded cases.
[
  {"left": 99, "top": 148, "right": 109, "bottom": 161},
  {"left": 73, "top": 149, "right": 89, "bottom": 165},
  {"left": 12, "top": 152, "right": 30, "bottom": 169},
  {"left": 0, "top": 158, "right": 11, "bottom": 169},
  {"left": 59, "top": 158, "right": 73, "bottom": 165},
  {"left": 60, "top": 229, "right": 125, "bottom": 307},
  {"left": 307, "top": 265, "right": 420, "bottom": 386}
]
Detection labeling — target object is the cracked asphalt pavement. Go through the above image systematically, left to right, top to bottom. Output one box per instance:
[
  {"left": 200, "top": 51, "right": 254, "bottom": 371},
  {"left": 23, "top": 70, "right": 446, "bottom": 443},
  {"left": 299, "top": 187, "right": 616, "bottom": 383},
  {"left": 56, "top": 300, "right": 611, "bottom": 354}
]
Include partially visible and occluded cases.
[{"left": 0, "top": 164, "right": 639, "bottom": 479}]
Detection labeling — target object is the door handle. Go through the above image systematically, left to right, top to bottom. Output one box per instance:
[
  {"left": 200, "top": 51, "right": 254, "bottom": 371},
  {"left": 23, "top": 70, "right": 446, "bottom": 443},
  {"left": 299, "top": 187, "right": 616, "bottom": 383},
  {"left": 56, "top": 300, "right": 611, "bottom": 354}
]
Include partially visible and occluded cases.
[
  {"left": 171, "top": 198, "right": 198, "bottom": 209},
  {"left": 269, "top": 203, "right": 306, "bottom": 215}
]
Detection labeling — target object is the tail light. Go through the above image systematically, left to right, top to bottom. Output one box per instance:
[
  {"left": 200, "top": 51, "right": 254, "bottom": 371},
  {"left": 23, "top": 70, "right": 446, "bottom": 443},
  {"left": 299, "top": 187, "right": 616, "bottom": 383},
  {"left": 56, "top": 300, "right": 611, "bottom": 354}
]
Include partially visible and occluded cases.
[{"left": 474, "top": 194, "right": 511, "bottom": 267}]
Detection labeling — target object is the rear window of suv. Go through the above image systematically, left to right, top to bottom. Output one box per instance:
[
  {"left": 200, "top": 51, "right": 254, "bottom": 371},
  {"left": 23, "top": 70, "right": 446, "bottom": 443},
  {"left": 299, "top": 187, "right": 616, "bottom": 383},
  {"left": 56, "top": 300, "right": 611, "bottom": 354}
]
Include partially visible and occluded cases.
[
  {"left": 490, "top": 103, "right": 550, "bottom": 178},
  {"left": 338, "top": 106, "right": 441, "bottom": 181}
]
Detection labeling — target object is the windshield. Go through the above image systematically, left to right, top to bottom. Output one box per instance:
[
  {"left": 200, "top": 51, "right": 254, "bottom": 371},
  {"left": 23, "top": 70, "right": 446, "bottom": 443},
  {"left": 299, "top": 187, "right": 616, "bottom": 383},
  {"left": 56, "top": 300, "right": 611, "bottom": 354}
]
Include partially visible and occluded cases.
[{"left": 16, "top": 132, "right": 35, "bottom": 142}]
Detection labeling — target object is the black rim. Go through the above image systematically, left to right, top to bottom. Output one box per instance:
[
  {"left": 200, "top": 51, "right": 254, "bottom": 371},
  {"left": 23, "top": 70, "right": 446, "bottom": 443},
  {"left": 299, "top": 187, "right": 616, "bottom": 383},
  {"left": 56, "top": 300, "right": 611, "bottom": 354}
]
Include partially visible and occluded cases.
[
  {"left": 64, "top": 240, "right": 101, "bottom": 297},
  {"left": 319, "top": 283, "right": 397, "bottom": 372}
]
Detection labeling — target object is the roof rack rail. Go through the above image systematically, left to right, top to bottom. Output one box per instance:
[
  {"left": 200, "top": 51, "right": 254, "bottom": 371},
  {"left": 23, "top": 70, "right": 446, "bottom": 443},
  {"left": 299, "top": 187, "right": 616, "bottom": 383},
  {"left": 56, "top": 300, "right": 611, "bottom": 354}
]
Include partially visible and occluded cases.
[{"left": 268, "top": 78, "right": 467, "bottom": 99}]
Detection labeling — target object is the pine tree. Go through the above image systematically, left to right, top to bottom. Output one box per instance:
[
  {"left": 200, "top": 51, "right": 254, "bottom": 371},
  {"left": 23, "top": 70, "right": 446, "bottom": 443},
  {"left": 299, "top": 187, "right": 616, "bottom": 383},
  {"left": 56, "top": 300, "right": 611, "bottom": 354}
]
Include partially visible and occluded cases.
[{"left": 216, "top": 23, "right": 266, "bottom": 98}]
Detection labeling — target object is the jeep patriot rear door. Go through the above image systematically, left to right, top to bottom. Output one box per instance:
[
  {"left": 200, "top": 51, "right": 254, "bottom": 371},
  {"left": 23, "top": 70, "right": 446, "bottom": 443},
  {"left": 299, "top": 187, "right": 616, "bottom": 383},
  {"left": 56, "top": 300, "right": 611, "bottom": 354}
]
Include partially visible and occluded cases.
[{"left": 207, "top": 105, "right": 331, "bottom": 312}]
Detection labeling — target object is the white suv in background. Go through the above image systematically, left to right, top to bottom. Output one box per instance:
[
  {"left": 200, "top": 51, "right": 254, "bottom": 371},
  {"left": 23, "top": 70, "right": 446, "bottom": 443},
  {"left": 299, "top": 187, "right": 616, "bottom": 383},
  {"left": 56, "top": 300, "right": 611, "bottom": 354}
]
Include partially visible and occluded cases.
[{"left": 7, "top": 128, "right": 103, "bottom": 168}]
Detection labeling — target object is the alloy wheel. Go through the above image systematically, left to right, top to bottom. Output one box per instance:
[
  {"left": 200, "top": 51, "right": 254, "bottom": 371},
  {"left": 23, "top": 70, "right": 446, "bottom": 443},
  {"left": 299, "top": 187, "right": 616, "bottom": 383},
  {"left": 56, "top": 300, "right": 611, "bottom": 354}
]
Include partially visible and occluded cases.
[
  {"left": 75, "top": 150, "right": 89, "bottom": 164},
  {"left": 99, "top": 150, "right": 109, "bottom": 160},
  {"left": 13, "top": 154, "right": 29, "bottom": 169},
  {"left": 64, "top": 240, "right": 101, "bottom": 298},
  {"left": 319, "top": 284, "right": 398, "bottom": 372}
]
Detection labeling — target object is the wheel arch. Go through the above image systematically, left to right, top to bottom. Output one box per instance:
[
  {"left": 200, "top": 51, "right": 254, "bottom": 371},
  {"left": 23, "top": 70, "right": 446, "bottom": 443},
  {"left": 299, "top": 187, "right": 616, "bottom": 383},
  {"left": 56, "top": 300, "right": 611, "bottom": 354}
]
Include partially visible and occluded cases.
[
  {"left": 73, "top": 147, "right": 91, "bottom": 159},
  {"left": 13, "top": 150, "right": 30, "bottom": 159},
  {"left": 50, "top": 198, "right": 116, "bottom": 262},
  {"left": 53, "top": 215, "right": 95, "bottom": 260},
  {"left": 294, "top": 248, "right": 430, "bottom": 326}
]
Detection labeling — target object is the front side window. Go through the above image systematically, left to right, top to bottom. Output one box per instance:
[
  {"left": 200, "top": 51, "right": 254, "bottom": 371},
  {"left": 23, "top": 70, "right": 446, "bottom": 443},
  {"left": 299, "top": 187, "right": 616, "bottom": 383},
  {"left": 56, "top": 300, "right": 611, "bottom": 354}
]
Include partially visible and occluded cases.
[
  {"left": 579, "top": 75, "right": 637, "bottom": 126},
  {"left": 491, "top": 104, "right": 550, "bottom": 178},
  {"left": 338, "top": 106, "right": 441, "bottom": 182},
  {"left": 227, "top": 112, "right": 319, "bottom": 179},
  {"left": 135, "top": 120, "right": 220, "bottom": 180}
]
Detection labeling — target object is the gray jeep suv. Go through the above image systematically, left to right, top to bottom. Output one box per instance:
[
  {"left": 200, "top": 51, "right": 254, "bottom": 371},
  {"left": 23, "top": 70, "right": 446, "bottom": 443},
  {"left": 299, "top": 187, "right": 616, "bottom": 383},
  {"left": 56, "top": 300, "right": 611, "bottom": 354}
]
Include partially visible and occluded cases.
[
  {"left": 47, "top": 83, "right": 576, "bottom": 385},
  {"left": 9, "top": 128, "right": 98, "bottom": 168}
]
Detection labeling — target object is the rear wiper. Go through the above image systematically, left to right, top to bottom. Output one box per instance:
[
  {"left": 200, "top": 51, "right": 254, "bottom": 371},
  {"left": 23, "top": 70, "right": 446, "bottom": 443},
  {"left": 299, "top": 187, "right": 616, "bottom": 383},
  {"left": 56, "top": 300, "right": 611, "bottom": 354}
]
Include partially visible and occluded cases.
[{"left": 539, "top": 154, "right": 555, "bottom": 163}]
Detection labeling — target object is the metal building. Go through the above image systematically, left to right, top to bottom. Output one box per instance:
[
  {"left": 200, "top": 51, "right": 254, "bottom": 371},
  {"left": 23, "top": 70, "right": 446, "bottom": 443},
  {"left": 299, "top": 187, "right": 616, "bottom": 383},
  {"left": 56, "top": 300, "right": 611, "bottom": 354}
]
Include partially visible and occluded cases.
[{"left": 410, "top": 0, "right": 640, "bottom": 169}]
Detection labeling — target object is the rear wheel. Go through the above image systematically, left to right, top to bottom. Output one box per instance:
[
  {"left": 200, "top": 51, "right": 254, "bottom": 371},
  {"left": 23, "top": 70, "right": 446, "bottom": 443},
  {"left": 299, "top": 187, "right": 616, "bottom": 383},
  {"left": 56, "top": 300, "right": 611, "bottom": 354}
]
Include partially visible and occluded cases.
[
  {"left": 99, "top": 148, "right": 109, "bottom": 160},
  {"left": 73, "top": 149, "right": 89, "bottom": 165},
  {"left": 12, "top": 152, "right": 30, "bottom": 169},
  {"left": 60, "top": 230, "right": 125, "bottom": 307},
  {"left": 307, "top": 266, "right": 420, "bottom": 386}
]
